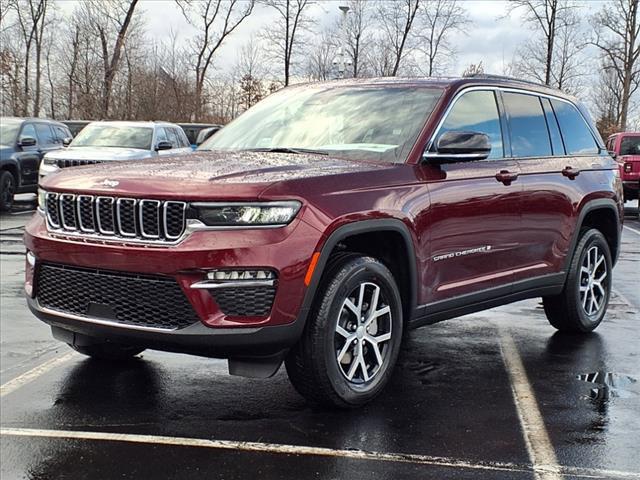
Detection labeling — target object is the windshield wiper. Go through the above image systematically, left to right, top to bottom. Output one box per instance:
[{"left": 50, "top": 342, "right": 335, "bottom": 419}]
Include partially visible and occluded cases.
[{"left": 244, "top": 147, "right": 329, "bottom": 156}]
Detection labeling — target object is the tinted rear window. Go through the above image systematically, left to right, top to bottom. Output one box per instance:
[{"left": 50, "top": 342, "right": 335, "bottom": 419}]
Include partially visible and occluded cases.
[
  {"left": 503, "top": 93, "right": 551, "bottom": 157},
  {"left": 551, "top": 100, "right": 599, "bottom": 155},
  {"left": 620, "top": 136, "right": 640, "bottom": 156}
]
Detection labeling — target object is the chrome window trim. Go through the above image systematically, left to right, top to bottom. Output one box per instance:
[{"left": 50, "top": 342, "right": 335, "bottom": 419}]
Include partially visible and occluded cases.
[
  {"left": 425, "top": 85, "right": 602, "bottom": 157},
  {"left": 45, "top": 192, "right": 60, "bottom": 228},
  {"left": 59, "top": 194, "right": 77, "bottom": 231},
  {"left": 76, "top": 195, "right": 95, "bottom": 233},
  {"left": 96, "top": 196, "right": 115, "bottom": 235},
  {"left": 116, "top": 197, "right": 138, "bottom": 238},
  {"left": 139, "top": 199, "right": 161, "bottom": 239},
  {"left": 163, "top": 201, "right": 187, "bottom": 240}
]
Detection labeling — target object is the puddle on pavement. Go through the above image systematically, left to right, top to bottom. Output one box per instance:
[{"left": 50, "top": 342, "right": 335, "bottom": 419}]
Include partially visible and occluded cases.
[{"left": 576, "top": 372, "right": 638, "bottom": 400}]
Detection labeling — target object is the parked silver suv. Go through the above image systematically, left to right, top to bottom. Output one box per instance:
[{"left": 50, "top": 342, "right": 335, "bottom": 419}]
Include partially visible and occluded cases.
[{"left": 40, "top": 121, "right": 192, "bottom": 178}]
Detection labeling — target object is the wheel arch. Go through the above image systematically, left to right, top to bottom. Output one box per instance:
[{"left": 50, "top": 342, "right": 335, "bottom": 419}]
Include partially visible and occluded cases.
[
  {"left": 566, "top": 199, "right": 622, "bottom": 274},
  {"left": 298, "top": 219, "right": 418, "bottom": 328}
]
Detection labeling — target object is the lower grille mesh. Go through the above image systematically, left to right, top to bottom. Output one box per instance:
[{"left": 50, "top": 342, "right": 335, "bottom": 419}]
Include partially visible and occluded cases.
[
  {"left": 36, "top": 263, "right": 199, "bottom": 330},
  {"left": 211, "top": 286, "right": 276, "bottom": 317}
]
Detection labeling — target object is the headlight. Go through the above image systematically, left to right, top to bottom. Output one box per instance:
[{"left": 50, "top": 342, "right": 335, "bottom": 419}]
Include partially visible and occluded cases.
[
  {"left": 43, "top": 157, "right": 56, "bottom": 165},
  {"left": 37, "top": 188, "right": 46, "bottom": 210},
  {"left": 190, "top": 201, "right": 301, "bottom": 227}
]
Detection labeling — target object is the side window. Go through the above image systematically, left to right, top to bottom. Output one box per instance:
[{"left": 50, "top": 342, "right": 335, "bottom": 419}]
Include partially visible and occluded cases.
[
  {"left": 437, "top": 90, "right": 504, "bottom": 159},
  {"left": 503, "top": 93, "right": 551, "bottom": 157},
  {"left": 541, "top": 98, "right": 565, "bottom": 155},
  {"left": 550, "top": 100, "right": 599, "bottom": 155},
  {"left": 19, "top": 124, "right": 37, "bottom": 144},
  {"left": 35, "top": 124, "right": 56, "bottom": 145},
  {"left": 53, "top": 126, "right": 71, "bottom": 142},
  {"left": 155, "top": 127, "right": 168, "bottom": 144},
  {"left": 164, "top": 127, "right": 178, "bottom": 147},
  {"left": 175, "top": 128, "right": 189, "bottom": 148}
]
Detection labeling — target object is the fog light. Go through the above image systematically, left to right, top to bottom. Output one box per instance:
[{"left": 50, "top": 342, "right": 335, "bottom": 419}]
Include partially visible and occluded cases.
[{"left": 206, "top": 269, "right": 276, "bottom": 281}]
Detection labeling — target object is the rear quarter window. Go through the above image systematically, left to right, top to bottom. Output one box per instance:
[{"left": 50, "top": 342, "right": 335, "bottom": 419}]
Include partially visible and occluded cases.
[{"left": 550, "top": 100, "right": 599, "bottom": 155}]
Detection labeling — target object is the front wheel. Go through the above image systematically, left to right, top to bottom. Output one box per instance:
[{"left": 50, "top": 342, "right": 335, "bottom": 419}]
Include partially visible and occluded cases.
[
  {"left": 543, "top": 229, "right": 612, "bottom": 333},
  {"left": 286, "top": 255, "right": 403, "bottom": 408}
]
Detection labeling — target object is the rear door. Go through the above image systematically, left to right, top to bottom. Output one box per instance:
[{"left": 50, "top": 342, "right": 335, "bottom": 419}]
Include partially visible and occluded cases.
[
  {"left": 422, "top": 89, "right": 523, "bottom": 304},
  {"left": 515, "top": 93, "right": 602, "bottom": 280}
]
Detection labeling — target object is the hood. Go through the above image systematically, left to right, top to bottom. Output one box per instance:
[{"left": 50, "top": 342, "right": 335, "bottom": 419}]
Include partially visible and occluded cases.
[
  {"left": 45, "top": 146, "right": 153, "bottom": 161},
  {"left": 40, "top": 150, "right": 394, "bottom": 200}
]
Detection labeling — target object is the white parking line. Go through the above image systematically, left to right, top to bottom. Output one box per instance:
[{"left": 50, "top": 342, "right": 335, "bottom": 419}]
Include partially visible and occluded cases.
[
  {"left": 623, "top": 225, "right": 640, "bottom": 236},
  {"left": 499, "top": 330, "right": 563, "bottom": 480},
  {"left": 0, "top": 352, "right": 75, "bottom": 398},
  {"left": 1, "top": 427, "right": 638, "bottom": 478}
]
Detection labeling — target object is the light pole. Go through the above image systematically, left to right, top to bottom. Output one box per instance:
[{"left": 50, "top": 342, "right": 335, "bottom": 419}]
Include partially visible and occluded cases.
[{"left": 333, "top": 5, "right": 351, "bottom": 79}]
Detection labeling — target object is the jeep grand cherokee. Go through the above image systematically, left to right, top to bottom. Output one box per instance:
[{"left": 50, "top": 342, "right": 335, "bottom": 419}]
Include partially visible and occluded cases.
[{"left": 25, "top": 76, "right": 623, "bottom": 408}]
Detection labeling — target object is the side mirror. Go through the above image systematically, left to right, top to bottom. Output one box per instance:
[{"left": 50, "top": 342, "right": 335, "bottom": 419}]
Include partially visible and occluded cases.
[
  {"left": 424, "top": 131, "right": 491, "bottom": 164},
  {"left": 18, "top": 136, "right": 37, "bottom": 148},
  {"left": 62, "top": 137, "right": 73, "bottom": 147},
  {"left": 155, "top": 141, "right": 173, "bottom": 151}
]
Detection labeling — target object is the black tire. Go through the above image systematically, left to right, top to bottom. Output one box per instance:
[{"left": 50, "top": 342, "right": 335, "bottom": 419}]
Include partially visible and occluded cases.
[
  {"left": 0, "top": 170, "right": 16, "bottom": 212},
  {"left": 543, "top": 229, "right": 612, "bottom": 333},
  {"left": 285, "top": 255, "right": 403, "bottom": 408},
  {"left": 70, "top": 343, "right": 145, "bottom": 361}
]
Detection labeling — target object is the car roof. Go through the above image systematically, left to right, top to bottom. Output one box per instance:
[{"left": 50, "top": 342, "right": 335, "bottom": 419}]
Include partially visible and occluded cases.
[
  {"left": 288, "top": 75, "right": 578, "bottom": 103},
  {"left": 0, "top": 116, "right": 68, "bottom": 127},
  {"left": 84, "top": 120, "right": 181, "bottom": 129}
]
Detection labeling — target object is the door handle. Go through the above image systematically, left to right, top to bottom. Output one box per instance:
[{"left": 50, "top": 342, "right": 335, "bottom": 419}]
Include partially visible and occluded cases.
[
  {"left": 562, "top": 166, "right": 580, "bottom": 179},
  {"left": 495, "top": 170, "right": 518, "bottom": 185}
]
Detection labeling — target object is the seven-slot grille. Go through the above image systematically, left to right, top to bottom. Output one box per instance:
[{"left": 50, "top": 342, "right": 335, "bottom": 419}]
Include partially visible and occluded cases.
[
  {"left": 56, "top": 159, "right": 103, "bottom": 168},
  {"left": 45, "top": 193, "right": 186, "bottom": 243}
]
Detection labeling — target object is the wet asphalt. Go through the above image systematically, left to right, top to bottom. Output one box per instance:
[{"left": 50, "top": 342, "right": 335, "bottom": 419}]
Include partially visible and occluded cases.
[{"left": 1, "top": 195, "right": 638, "bottom": 480}]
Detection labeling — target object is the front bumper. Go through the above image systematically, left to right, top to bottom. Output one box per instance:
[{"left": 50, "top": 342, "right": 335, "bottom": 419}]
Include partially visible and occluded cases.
[
  {"left": 24, "top": 211, "right": 322, "bottom": 358},
  {"left": 27, "top": 296, "right": 305, "bottom": 359}
]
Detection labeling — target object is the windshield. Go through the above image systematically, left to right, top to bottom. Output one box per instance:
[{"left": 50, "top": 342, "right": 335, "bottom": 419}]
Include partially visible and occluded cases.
[
  {"left": 200, "top": 85, "right": 442, "bottom": 162},
  {"left": 0, "top": 120, "right": 21, "bottom": 145},
  {"left": 71, "top": 124, "right": 153, "bottom": 150},
  {"left": 620, "top": 136, "right": 640, "bottom": 156}
]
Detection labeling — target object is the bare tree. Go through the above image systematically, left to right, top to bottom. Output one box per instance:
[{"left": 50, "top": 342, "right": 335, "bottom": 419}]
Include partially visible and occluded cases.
[
  {"left": 83, "top": 0, "right": 140, "bottom": 118},
  {"left": 180, "top": 0, "right": 255, "bottom": 120},
  {"left": 261, "top": 0, "right": 315, "bottom": 86},
  {"left": 343, "top": 0, "right": 373, "bottom": 78},
  {"left": 376, "top": 0, "right": 420, "bottom": 76},
  {"left": 416, "top": 0, "right": 470, "bottom": 77},
  {"left": 507, "top": 0, "right": 576, "bottom": 86},
  {"left": 591, "top": 0, "right": 639, "bottom": 131},
  {"left": 511, "top": 5, "right": 586, "bottom": 93},
  {"left": 306, "top": 26, "right": 338, "bottom": 81},
  {"left": 462, "top": 61, "right": 484, "bottom": 77}
]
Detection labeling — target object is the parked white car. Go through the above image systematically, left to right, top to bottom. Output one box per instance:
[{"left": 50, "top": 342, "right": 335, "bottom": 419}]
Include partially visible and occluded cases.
[{"left": 40, "top": 121, "right": 192, "bottom": 178}]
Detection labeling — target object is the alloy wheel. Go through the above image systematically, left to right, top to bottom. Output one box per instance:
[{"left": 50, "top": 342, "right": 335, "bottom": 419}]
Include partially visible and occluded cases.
[
  {"left": 579, "top": 245, "right": 608, "bottom": 317},
  {"left": 334, "top": 282, "right": 392, "bottom": 384}
]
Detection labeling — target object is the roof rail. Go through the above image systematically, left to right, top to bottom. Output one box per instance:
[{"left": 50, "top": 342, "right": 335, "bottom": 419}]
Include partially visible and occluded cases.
[{"left": 462, "top": 73, "right": 550, "bottom": 88}]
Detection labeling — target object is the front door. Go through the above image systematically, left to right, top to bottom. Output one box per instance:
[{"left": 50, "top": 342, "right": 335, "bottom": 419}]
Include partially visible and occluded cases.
[{"left": 419, "top": 89, "right": 523, "bottom": 305}]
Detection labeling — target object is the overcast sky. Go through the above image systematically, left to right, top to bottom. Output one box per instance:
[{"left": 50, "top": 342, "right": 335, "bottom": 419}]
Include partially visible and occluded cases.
[{"left": 55, "top": 0, "right": 605, "bottom": 77}]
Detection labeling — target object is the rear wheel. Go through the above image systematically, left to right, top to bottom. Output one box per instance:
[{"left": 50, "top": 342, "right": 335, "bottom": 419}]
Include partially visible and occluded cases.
[
  {"left": 0, "top": 171, "right": 16, "bottom": 212},
  {"left": 543, "top": 229, "right": 612, "bottom": 333},
  {"left": 286, "top": 255, "right": 403, "bottom": 408},
  {"left": 70, "top": 343, "right": 145, "bottom": 361}
]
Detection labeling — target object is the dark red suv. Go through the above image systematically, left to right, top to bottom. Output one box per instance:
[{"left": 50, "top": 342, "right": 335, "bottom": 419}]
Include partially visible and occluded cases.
[{"left": 25, "top": 76, "right": 623, "bottom": 407}]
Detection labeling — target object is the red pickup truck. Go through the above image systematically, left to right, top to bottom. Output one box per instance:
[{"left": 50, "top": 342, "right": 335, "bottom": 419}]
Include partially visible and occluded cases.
[{"left": 607, "top": 132, "right": 639, "bottom": 202}]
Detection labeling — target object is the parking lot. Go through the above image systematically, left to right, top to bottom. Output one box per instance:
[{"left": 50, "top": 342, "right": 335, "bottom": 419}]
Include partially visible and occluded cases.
[{"left": 1, "top": 195, "right": 638, "bottom": 480}]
